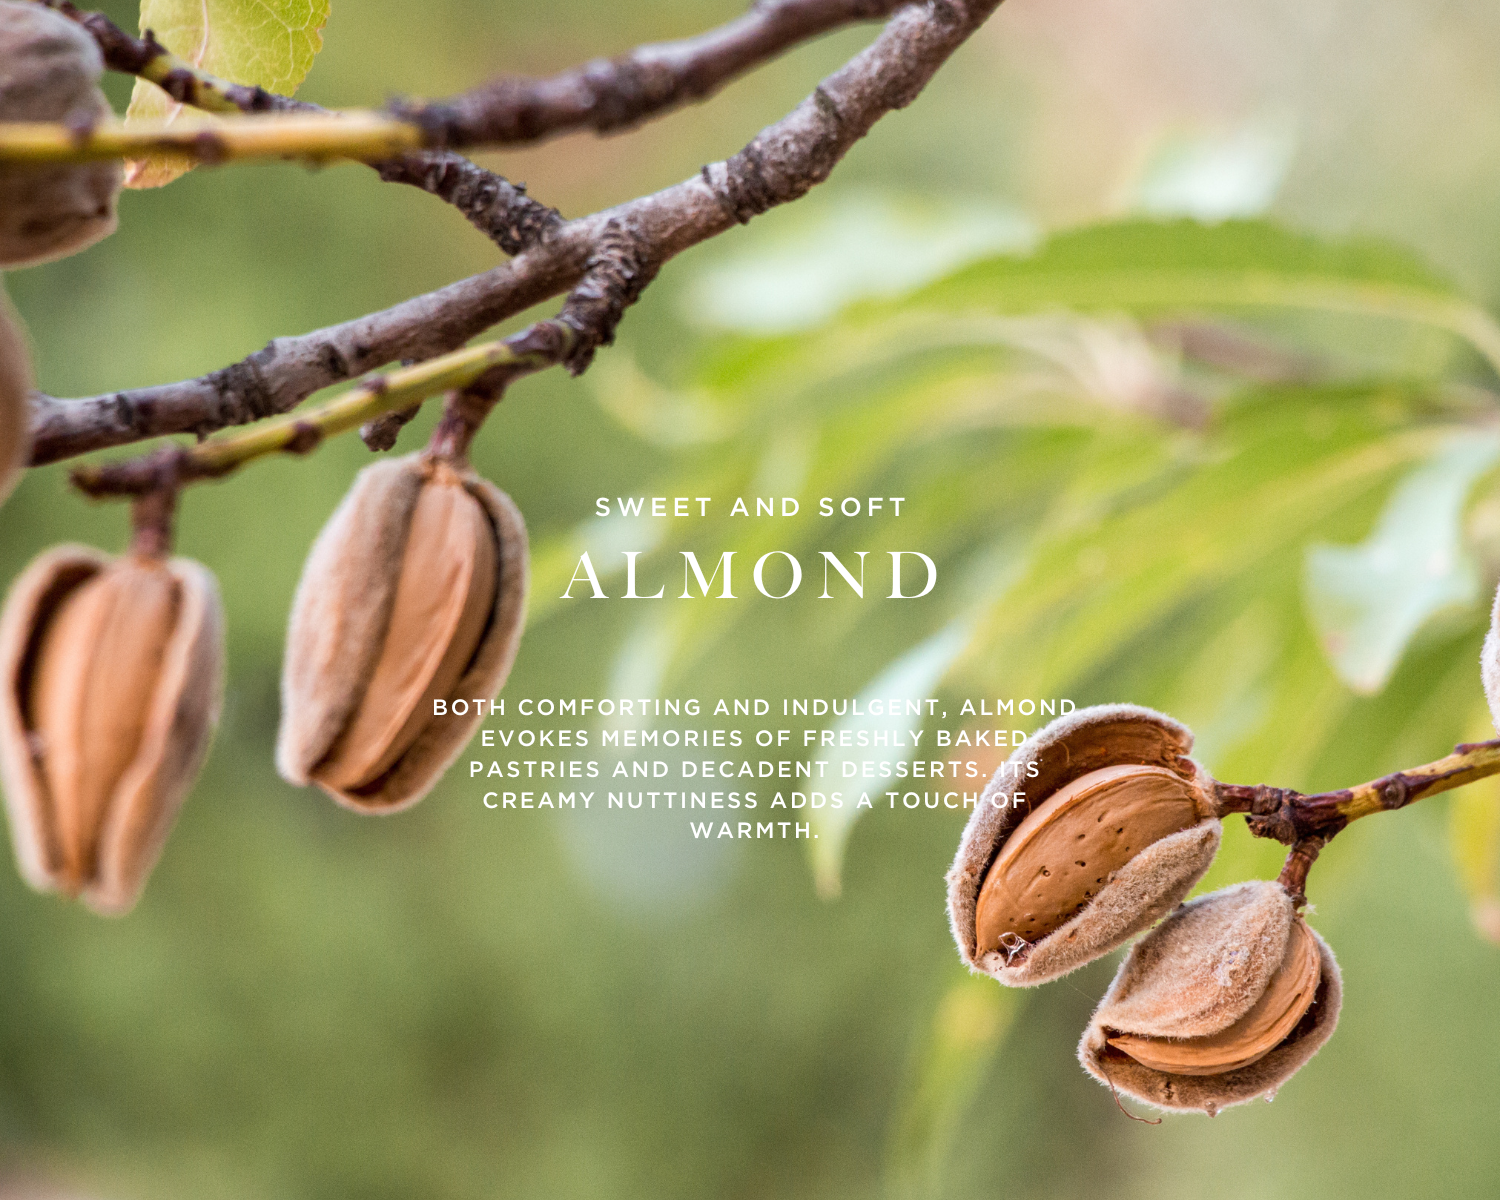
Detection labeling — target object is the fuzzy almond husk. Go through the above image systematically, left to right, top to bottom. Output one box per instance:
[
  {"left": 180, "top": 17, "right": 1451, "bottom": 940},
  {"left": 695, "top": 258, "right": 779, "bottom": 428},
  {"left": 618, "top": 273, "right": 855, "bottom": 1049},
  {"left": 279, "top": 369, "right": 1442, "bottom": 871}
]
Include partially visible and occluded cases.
[
  {"left": 0, "top": 2, "right": 122, "bottom": 268},
  {"left": 0, "top": 286, "right": 31, "bottom": 506},
  {"left": 276, "top": 453, "right": 528, "bottom": 813},
  {"left": 0, "top": 546, "right": 224, "bottom": 915},
  {"left": 1482, "top": 580, "right": 1500, "bottom": 736},
  {"left": 946, "top": 703, "right": 1220, "bottom": 987},
  {"left": 1078, "top": 882, "right": 1343, "bottom": 1114}
]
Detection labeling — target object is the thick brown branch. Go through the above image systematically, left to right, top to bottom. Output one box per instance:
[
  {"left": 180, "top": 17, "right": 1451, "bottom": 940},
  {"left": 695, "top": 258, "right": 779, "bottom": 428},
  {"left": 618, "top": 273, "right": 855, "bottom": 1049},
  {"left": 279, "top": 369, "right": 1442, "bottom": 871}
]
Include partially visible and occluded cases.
[
  {"left": 30, "top": 0, "right": 1000, "bottom": 466},
  {"left": 38, "top": 0, "right": 562, "bottom": 255},
  {"left": 394, "top": 0, "right": 911, "bottom": 147},
  {"left": 71, "top": 319, "right": 581, "bottom": 495}
]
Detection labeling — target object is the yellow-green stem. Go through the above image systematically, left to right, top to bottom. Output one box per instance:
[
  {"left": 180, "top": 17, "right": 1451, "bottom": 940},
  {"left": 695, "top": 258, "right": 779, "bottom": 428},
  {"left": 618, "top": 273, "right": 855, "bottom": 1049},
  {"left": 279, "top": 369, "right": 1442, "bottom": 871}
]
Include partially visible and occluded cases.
[
  {"left": 0, "top": 112, "right": 423, "bottom": 165},
  {"left": 71, "top": 337, "right": 552, "bottom": 495},
  {"left": 1216, "top": 736, "right": 1500, "bottom": 843}
]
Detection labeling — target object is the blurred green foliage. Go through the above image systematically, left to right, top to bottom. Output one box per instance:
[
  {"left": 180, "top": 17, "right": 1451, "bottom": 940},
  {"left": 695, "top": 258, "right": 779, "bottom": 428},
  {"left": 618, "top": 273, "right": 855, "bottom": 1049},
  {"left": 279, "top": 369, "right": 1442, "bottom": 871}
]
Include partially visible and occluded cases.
[{"left": 5, "top": 1, "right": 1500, "bottom": 1198}]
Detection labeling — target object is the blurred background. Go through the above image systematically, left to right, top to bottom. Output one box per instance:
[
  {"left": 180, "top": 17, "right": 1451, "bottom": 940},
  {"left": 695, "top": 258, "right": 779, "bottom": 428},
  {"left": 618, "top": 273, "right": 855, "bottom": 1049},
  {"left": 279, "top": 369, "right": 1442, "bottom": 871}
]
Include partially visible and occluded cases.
[{"left": 5, "top": 0, "right": 1500, "bottom": 1196}]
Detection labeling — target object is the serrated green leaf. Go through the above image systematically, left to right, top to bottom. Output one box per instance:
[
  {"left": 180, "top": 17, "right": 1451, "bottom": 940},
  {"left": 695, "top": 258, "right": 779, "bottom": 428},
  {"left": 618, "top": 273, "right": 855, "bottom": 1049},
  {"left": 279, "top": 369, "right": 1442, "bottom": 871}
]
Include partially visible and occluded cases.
[
  {"left": 124, "top": 0, "right": 330, "bottom": 188},
  {"left": 1305, "top": 434, "right": 1499, "bottom": 694}
]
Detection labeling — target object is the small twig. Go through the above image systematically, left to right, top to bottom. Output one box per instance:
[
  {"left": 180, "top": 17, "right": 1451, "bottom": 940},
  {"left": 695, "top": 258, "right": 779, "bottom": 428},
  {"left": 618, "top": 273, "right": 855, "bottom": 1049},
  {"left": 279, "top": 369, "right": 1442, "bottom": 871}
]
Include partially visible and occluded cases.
[
  {"left": 7, "top": 0, "right": 912, "bottom": 167},
  {"left": 30, "top": 0, "right": 563, "bottom": 256},
  {"left": 31, "top": 0, "right": 301, "bottom": 114},
  {"left": 395, "top": 0, "right": 910, "bottom": 147},
  {"left": 0, "top": 111, "right": 423, "bottom": 165},
  {"left": 72, "top": 243, "right": 650, "bottom": 491},
  {"left": 70, "top": 325, "right": 576, "bottom": 497},
  {"left": 425, "top": 384, "right": 506, "bottom": 464},
  {"left": 359, "top": 404, "right": 421, "bottom": 452},
  {"left": 127, "top": 476, "right": 178, "bottom": 558},
  {"left": 1215, "top": 737, "right": 1500, "bottom": 844},
  {"left": 1275, "top": 838, "right": 1325, "bottom": 909}
]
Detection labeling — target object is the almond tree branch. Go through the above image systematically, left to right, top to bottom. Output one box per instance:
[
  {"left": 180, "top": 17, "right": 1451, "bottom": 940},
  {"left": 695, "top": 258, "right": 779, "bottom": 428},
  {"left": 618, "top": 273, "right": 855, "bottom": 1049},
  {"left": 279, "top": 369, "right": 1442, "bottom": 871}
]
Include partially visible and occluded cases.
[
  {"left": 8, "top": 0, "right": 913, "bottom": 167},
  {"left": 27, "top": 0, "right": 564, "bottom": 256},
  {"left": 30, "top": 0, "right": 1000, "bottom": 466},
  {"left": 31, "top": 0, "right": 304, "bottom": 114},
  {"left": 397, "top": 0, "right": 911, "bottom": 146},
  {"left": 70, "top": 236, "right": 658, "bottom": 494},
  {"left": 69, "top": 324, "right": 579, "bottom": 495},
  {"left": 1213, "top": 735, "right": 1500, "bottom": 845}
]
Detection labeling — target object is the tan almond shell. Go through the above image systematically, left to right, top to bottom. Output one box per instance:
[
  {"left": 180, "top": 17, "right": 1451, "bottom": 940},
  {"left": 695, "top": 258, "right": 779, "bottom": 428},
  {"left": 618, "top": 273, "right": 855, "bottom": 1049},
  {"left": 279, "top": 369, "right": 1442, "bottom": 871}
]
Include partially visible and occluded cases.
[
  {"left": 0, "top": 3, "right": 122, "bottom": 268},
  {"left": 0, "top": 285, "right": 32, "bottom": 506},
  {"left": 276, "top": 454, "right": 529, "bottom": 814},
  {"left": 276, "top": 457, "right": 424, "bottom": 786},
  {"left": 0, "top": 546, "right": 224, "bottom": 915},
  {"left": 946, "top": 703, "right": 1219, "bottom": 987},
  {"left": 1092, "top": 880, "right": 1294, "bottom": 1038},
  {"left": 1078, "top": 906, "right": 1342, "bottom": 1114},
  {"left": 1106, "top": 917, "right": 1322, "bottom": 1075}
]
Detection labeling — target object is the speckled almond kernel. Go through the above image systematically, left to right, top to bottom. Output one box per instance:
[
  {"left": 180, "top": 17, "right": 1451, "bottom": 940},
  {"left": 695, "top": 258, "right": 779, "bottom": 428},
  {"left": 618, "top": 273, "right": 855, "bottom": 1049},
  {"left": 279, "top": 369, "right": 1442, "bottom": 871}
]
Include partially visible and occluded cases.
[
  {"left": 947, "top": 703, "right": 1222, "bottom": 987},
  {"left": 974, "top": 763, "right": 1207, "bottom": 951}
]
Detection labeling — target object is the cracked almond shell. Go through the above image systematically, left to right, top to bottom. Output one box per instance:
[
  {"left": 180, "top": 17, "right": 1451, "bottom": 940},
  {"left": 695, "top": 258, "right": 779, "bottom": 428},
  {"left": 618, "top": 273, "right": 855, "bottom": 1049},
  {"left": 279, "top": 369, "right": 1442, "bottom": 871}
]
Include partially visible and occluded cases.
[
  {"left": 0, "top": 2, "right": 122, "bottom": 268},
  {"left": 0, "top": 285, "right": 30, "bottom": 506},
  {"left": 276, "top": 453, "right": 528, "bottom": 813},
  {"left": 0, "top": 546, "right": 224, "bottom": 914},
  {"left": 946, "top": 703, "right": 1221, "bottom": 986},
  {"left": 1078, "top": 880, "right": 1342, "bottom": 1114}
]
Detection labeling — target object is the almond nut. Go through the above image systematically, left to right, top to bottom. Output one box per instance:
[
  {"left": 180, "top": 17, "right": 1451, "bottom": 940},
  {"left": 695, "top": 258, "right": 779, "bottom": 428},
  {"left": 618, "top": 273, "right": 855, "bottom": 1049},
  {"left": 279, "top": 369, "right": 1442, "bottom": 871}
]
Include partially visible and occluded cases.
[
  {"left": 0, "top": 1, "right": 122, "bottom": 268},
  {"left": 276, "top": 453, "right": 527, "bottom": 812},
  {"left": 0, "top": 545, "right": 224, "bottom": 914},
  {"left": 947, "top": 704, "right": 1221, "bottom": 986},
  {"left": 974, "top": 762, "right": 1209, "bottom": 948},
  {"left": 1077, "top": 880, "right": 1343, "bottom": 1114},
  {"left": 1106, "top": 918, "right": 1321, "bottom": 1075}
]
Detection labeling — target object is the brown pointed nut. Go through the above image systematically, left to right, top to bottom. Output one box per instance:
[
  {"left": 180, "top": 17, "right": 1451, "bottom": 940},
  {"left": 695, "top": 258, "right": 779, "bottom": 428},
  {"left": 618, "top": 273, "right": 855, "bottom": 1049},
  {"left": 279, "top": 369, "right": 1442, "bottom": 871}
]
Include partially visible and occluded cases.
[
  {"left": 0, "top": 1, "right": 122, "bottom": 268},
  {"left": 0, "top": 284, "right": 31, "bottom": 505},
  {"left": 276, "top": 452, "right": 527, "bottom": 813},
  {"left": 0, "top": 545, "right": 225, "bottom": 915},
  {"left": 946, "top": 703, "right": 1221, "bottom": 986},
  {"left": 1078, "top": 880, "right": 1342, "bottom": 1114}
]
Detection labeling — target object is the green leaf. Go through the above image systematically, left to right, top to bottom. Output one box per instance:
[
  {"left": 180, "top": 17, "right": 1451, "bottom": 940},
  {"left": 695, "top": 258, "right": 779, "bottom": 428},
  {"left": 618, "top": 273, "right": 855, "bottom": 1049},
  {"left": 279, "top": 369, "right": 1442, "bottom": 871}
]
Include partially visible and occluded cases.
[
  {"left": 124, "top": 0, "right": 331, "bottom": 188},
  {"left": 682, "top": 191, "right": 1034, "bottom": 334},
  {"left": 911, "top": 219, "right": 1500, "bottom": 379},
  {"left": 963, "top": 390, "right": 1448, "bottom": 699},
  {"left": 1304, "top": 433, "right": 1499, "bottom": 694},
  {"left": 885, "top": 974, "right": 1023, "bottom": 1200}
]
